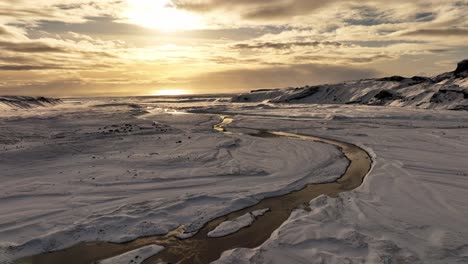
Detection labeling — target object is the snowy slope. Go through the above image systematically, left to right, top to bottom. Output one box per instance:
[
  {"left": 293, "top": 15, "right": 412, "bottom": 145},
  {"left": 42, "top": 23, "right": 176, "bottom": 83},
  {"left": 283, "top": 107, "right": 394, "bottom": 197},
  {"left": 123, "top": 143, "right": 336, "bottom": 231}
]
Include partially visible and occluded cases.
[
  {"left": 232, "top": 60, "right": 468, "bottom": 111},
  {"left": 0, "top": 96, "right": 62, "bottom": 109}
]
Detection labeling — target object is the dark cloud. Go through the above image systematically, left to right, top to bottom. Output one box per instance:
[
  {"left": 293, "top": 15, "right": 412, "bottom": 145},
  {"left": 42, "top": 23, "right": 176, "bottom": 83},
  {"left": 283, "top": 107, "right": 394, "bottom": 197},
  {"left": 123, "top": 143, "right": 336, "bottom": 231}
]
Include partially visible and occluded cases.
[
  {"left": 172, "top": 0, "right": 264, "bottom": 13},
  {"left": 173, "top": 0, "right": 337, "bottom": 20},
  {"left": 173, "top": 0, "right": 459, "bottom": 25},
  {"left": 54, "top": 3, "right": 90, "bottom": 10},
  {"left": 243, "top": 5, "right": 296, "bottom": 20},
  {"left": 344, "top": 6, "right": 390, "bottom": 26},
  {"left": 0, "top": 7, "right": 55, "bottom": 20},
  {"left": 414, "top": 12, "right": 436, "bottom": 22},
  {"left": 34, "top": 16, "right": 149, "bottom": 36},
  {"left": 33, "top": 18, "right": 288, "bottom": 42},
  {"left": 401, "top": 28, "right": 468, "bottom": 37},
  {"left": 0, "top": 38, "right": 116, "bottom": 63},
  {"left": 349, "top": 40, "right": 421, "bottom": 48},
  {"left": 0, "top": 41, "right": 66, "bottom": 53},
  {"left": 232, "top": 41, "right": 343, "bottom": 50},
  {"left": 428, "top": 49, "right": 452, "bottom": 53},
  {"left": 0, "top": 54, "right": 40, "bottom": 64},
  {"left": 294, "top": 54, "right": 393, "bottom": 63},
  {"left": 210, "top": 56, "right": 262, "bottom": 64},
  {"left": 0, "top": 62, "right": 114, "bottom": 71},
  {"left": 181, "top": 63, "right": 380, "bottom": 91},
  {"left": 0, "top": 65, "right": 61, "bottom": 71},
  {"left": 0, "top": 77, "right": 155, "bottom": 97},
  {"left": 0, "top": 78, "right": 86, "bottom": 97}
]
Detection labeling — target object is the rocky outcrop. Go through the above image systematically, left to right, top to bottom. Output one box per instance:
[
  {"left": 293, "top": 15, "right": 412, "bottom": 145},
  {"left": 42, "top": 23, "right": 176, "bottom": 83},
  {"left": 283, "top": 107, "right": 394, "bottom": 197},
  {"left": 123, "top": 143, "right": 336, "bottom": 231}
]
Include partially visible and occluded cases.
[{"left": 455, "top": 60, "right": 468, "bottom": 77}]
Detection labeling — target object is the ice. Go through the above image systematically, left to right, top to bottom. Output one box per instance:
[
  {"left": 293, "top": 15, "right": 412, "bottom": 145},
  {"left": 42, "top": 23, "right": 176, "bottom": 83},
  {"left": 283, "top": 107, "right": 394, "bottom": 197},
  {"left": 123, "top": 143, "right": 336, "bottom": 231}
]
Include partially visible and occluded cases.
[
  {"left": 251, "top": 208, "right": 270, "bottom": 217},
  {"left": 208, "top": 209, "right": 270, "bottom": 238},
  {"left": 208, "top": 214, "right": 255, "bottom": 238},
  {"left": 99, "top": 245, "right": 164, "bottom": 264}
]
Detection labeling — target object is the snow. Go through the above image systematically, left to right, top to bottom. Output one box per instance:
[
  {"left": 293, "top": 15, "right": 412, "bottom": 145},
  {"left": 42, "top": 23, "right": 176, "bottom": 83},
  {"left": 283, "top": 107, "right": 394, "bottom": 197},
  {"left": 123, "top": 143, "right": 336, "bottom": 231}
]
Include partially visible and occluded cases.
[
  {"left": 231, "top": 63, "right": 468, "bottom": 111},
  {"left": 1, "top": 74, "right": 468, "bottom": 263},
  {"left": 0, "top": 98, "right": 347, "bottom": 262},
  {"left": 210, "top": 104, "right": 468, "bottom": 264},
  {"left": 251, "top": 208, "right": 270, "bottom": 217},
  {"left": 208, "top": 209, "right": 270, "bottom": 238},
  {"left": 208, "top": 213, "right": 255, "bottom": 238},
  {"left": 99, "top": 245, "right": 164, "bottom": 264}
]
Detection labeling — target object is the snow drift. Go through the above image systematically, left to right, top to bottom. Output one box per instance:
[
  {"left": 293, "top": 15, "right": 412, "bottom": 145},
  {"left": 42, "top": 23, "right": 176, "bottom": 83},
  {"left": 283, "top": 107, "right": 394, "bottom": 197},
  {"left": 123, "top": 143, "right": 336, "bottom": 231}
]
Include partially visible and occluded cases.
[
  {"left": 232, "top": 60, "right": 468, "bottom": 110},
  {"left": 0, "top": 96, "right": 62, "bottom": 109}
]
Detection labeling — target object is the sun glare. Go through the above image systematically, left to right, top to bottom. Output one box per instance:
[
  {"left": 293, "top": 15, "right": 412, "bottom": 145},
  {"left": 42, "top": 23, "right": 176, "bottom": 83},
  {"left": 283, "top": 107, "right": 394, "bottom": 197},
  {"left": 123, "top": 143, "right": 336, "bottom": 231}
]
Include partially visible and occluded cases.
[
  {"left": 126, "top": 0, "right": 203, "bottom": 31},
  {"left": 153, "top": 89, "right": 189, "bottom": 96}
]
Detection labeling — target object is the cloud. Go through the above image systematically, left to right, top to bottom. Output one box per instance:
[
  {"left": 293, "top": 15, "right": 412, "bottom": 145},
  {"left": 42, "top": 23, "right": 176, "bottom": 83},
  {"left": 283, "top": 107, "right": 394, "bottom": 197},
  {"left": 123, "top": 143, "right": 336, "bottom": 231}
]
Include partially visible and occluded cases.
[
  {"left": 0, "top": 0, "right": 467, "bottom": 96},
  {"left": 0, "top": 0, "right": 125, "bottom": 24},
  {"left": 172, "top": 0, "right": 338, "bottom": 20},
  {"left": 172, "top": 0, "right": 456, "bottom": 22},
  {"left": 0, "top": 25, "right": 11, "bottom": 36},
  {"left": 400, "top": 27, "right": 468, "bottom": 37},
  {"left": 0, "top": 40, "right": 66, "bottom": 53},
  {"left": 232, "top": 41, "right": 343, "bottom": 50},
  {"left": 293, "top": 54, "right": 394, "bottom": 64},
  {"left": 180, "top": 63, "right": 380, "bottom": 91},
  {"left": 0, "top": 65, "right": 62, "bottom": 70}
]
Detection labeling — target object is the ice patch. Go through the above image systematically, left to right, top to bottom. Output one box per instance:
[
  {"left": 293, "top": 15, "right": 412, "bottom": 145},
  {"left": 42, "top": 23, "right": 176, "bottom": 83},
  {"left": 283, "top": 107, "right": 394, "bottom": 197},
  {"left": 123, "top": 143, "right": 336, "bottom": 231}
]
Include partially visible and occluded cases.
[
  {"left": 208, "top": 209, "right": 270, "bottom": 238},
  {"left": 99, "top": 245, "right": 164, "bottom": 264}
]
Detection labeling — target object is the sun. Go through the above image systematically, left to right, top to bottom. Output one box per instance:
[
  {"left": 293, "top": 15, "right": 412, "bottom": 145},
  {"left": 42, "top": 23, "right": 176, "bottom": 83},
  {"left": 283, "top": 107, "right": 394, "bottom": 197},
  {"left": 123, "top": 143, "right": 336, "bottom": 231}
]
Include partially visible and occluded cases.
[
  {"left": 126, "top": 0, "right": 203, "bottom": 31},
  {"left": 152, "top": 89, "right": 189, "bottom": 96}
]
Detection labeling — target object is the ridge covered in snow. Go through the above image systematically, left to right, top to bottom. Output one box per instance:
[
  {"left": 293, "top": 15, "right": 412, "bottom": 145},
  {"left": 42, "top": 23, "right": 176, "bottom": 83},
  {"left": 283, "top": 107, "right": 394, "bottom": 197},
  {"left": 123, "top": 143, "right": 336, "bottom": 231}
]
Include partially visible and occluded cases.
[
  {"left": 232, "top": 60, "right": 468, "bottom": 110},
  {"left": 0, "top": 96, "right": 62, "bottom": 109}
]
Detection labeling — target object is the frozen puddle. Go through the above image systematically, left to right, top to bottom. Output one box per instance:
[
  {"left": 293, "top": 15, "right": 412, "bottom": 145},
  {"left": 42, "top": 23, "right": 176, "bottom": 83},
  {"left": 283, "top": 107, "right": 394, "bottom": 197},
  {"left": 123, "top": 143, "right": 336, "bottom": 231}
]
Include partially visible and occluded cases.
[
  {"left": 208, "top": 209, "right": 270, "bottom": 238},
  {"left": 99, "top": 245, "right": 164, "bottom": 264}
]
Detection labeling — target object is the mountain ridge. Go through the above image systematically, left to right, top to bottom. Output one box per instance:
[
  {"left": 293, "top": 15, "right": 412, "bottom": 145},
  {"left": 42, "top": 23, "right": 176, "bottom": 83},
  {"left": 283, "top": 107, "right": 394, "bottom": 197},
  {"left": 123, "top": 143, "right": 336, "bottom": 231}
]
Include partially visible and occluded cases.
[{"left": 232, "top": 60, "right": 468, "bottom": 111}]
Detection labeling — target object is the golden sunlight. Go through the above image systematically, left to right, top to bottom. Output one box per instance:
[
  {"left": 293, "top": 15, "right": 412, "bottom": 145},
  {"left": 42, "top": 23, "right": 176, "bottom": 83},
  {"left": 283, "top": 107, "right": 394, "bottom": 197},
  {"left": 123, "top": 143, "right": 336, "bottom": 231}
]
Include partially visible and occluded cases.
[
  {"left": 126, "top": 0, "right": 203, "bottom": 31},
  {"left": 152, "top": 89, "right": 189, "bottom": 96}
]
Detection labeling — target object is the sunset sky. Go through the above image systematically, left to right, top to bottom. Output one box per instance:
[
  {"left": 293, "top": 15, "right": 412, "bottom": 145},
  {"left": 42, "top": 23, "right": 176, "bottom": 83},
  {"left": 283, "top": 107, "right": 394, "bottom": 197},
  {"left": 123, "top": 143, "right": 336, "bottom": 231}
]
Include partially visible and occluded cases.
[{"left": 0, "top": 0, "right": 467, "bottom": 97}]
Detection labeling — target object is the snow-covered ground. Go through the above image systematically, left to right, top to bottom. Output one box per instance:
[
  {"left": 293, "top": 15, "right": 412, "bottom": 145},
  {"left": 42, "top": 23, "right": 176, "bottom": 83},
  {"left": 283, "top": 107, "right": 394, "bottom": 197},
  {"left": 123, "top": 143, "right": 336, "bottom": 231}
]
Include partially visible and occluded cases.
[
  {"left": 1, "top": 93, "right": 468, "bottom": 263},
  {"left": 0, "top": 98, "right": 347, "bottom": 262},
  {"left": 207, "top": 104, "right": 468, "bottom": 264}
]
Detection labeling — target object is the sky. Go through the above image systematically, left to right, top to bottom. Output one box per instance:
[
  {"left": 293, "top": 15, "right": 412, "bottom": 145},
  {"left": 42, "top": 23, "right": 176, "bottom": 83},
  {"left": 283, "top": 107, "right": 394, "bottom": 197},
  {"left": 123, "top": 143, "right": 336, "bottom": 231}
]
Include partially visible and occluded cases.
[{"left": 0, "top": 0, "right": 467, "bottom": 97}]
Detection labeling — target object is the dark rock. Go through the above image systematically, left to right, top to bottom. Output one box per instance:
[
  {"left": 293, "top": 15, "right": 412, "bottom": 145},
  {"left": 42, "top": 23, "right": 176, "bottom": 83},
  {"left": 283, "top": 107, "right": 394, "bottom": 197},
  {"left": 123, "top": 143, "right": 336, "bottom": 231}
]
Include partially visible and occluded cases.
[
  {"left": 454, "top": 59, "right": 468, "bottom": 76},
  {"left": 377, "top": 76, "right": 406, "bottom": 82},
  {"left": 410, "top": 76, "right": 433, "bottom": 83},
  {"left": 281, "top": 86, "right": 320, "bottom": 102},
  {"left": 250, "top": 88, "right": 281, "bottom": 93},
  {"left": 374, "top": 90, "right": 394, "bottom": 100}
]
